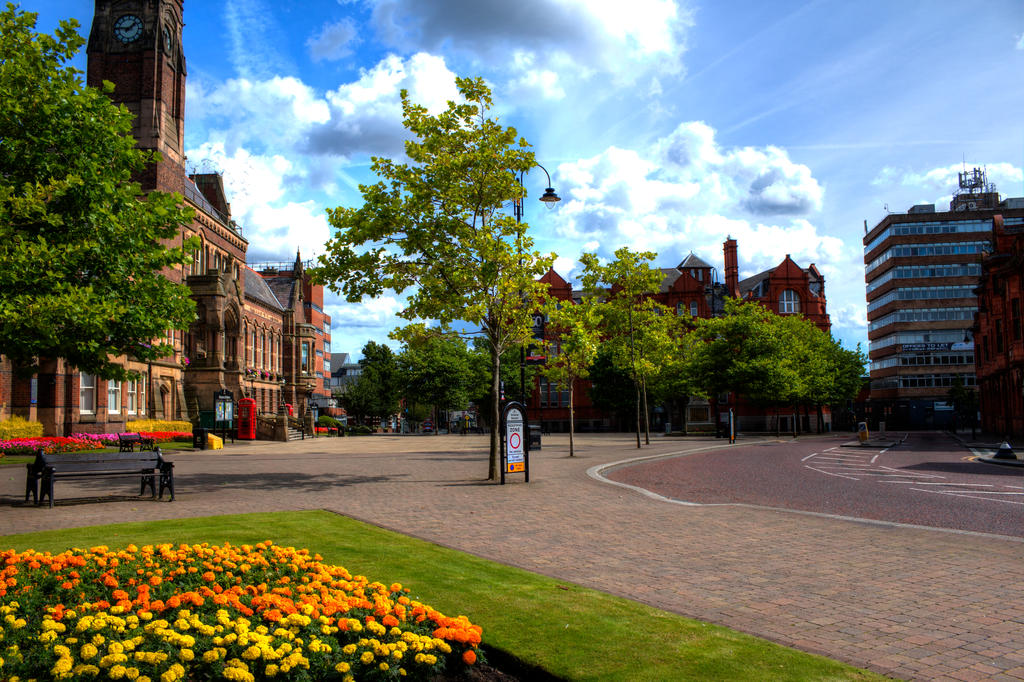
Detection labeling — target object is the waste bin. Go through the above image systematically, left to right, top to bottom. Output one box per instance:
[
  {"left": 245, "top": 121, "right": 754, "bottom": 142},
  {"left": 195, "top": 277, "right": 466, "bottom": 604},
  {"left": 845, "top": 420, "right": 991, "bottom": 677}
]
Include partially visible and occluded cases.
[
  {"left": 528, "top": 424, "right": 542, "bottom": 451},
  {"left": 192, "top": 428, "right": 208, "bottom": 450}
]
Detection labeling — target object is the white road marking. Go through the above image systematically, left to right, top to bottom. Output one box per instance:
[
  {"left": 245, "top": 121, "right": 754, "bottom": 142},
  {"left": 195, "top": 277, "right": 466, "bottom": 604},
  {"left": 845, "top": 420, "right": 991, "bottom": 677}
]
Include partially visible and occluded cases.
[
  {"left": 804, "top": 465, "right": 860, "bottom": 480},
  {"left": 909, "top": 488, "right": 1024, "bottom": 505}
]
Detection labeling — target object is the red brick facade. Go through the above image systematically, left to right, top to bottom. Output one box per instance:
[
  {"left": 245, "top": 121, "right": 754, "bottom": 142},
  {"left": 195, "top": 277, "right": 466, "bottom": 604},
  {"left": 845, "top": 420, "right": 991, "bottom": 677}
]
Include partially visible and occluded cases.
[
  {"left": 0, "top": 0, "right": 331, "bottom": 436},
  {"left": 973, "top": 215, "right": 1024, "bottom": 438}
]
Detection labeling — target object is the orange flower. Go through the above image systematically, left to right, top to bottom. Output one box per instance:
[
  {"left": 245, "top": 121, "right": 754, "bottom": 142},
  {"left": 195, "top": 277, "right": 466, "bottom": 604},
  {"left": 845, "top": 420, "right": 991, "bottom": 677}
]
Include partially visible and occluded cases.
[{"left": 462, "top": 650, "right": 477, "bottom": 665}]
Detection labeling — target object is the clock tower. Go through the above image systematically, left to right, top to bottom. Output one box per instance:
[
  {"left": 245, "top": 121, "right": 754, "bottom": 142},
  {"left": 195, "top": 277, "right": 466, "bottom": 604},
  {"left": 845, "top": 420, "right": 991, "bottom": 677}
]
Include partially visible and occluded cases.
[{"left": 87, "top": 0, "right": 187, "bottom": 193}]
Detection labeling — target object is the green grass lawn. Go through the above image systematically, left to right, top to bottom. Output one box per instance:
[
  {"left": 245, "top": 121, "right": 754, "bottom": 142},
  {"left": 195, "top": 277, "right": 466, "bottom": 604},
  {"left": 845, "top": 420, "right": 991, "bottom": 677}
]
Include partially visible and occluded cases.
[{"left": 2, "top": 510, "right": 887, "bottom": 681}]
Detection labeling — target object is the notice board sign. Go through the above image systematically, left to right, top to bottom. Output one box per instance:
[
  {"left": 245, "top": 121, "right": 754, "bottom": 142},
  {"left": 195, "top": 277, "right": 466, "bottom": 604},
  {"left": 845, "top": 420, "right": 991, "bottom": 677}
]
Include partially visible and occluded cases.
[{"left": 501, "top": 401, "right": 530, "bottom": 484}]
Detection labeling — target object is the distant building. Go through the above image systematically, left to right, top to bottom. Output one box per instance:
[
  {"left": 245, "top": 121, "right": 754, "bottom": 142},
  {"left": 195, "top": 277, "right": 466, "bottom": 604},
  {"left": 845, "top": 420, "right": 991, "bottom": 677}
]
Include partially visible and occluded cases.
[
  {"left": 862, "top": 168, "right": 1024, "bottom": 429},
  {"left": 972, "top": 214, "right": 1024, "bottom": 438},
  {"left": 532, "top": 239, "right": 831, "bottom": 433},
  {"left": 327, "top": 353, "right": 364, "bottom": 391}
]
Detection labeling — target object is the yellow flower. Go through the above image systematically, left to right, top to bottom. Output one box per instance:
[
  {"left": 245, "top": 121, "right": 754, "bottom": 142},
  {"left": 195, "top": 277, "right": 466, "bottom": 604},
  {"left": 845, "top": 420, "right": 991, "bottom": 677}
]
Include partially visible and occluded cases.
[
  {"left": 342, "top": 644, "right": 356, "bottom": 655},
  {"left": 178, "top": 649, "right": 194, "bottom": 662},
  {"left": 360, "top": 651, "right": 374, "bottom": 665},
  {"left": 334, "top": 662, "right": 350, "bottom": 673},
  {"left": 379, "top": 662, "right": 390, "bottom": 672},
  {"left": 109, "top": 664, "right": 127, "bottom": 679}
]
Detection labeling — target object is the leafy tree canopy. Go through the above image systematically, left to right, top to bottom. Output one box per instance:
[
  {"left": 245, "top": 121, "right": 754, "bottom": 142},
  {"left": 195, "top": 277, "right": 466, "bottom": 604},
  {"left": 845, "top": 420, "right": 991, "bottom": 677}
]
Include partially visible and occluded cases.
[
  {"left": 0, "top": 5, "right": 198, "bottom": 379},
  {"left": 313, "top": 77, "right": 555, "bottom": 479}
]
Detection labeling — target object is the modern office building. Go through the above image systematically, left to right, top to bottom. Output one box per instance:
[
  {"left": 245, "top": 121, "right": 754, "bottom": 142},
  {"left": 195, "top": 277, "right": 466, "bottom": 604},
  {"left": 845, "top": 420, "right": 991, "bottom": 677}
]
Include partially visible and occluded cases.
[{"left": 863, "top": 168, "right": 1024, "bottom": 429}]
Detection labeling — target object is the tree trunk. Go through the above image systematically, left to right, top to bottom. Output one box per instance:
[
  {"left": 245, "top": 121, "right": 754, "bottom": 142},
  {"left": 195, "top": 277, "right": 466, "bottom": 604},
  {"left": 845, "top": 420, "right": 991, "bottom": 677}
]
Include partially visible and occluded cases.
[
  {"left": 489, "top": 345, "right": 501, "bottom": 481},
  {"left": 641, "top": 376, "right": 651, "bottom": 445},
  {"left": 634, "top": 378, "right": 642, "bottom": 448},
  {"left": 568, "top": 380, "right": 576, "bottom": 457},
  {"left": 681, "top": 395, "right": 689, "bottom": 435},
  {"left": 816, "top": 403, "right": 824, "bottom": 433},
  {"left": 792, "top": 404, "right": 798, "bottom": 437}
]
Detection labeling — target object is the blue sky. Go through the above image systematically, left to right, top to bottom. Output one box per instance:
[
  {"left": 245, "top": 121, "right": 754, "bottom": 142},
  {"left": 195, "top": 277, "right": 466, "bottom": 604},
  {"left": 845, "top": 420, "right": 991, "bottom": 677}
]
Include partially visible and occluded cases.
[{"left": 27, "top": 0, "right": 1024, "bottom": 358}]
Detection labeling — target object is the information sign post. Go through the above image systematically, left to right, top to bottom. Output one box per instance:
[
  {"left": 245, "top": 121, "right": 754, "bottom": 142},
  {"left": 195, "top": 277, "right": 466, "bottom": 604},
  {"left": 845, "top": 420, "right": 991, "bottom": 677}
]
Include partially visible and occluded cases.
[
  {"left": 214, "top": 390, "right": 234, "bottom": 443},
  {"left": 501, "top": 401, "right": 530, "bottom": 485}
]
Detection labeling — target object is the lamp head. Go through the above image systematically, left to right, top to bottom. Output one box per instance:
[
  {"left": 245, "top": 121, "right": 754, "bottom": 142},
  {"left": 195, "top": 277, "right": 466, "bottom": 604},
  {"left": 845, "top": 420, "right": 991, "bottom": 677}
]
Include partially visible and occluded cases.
[{"left": 540, "top": 187, "right": 561, "bottom": 209}]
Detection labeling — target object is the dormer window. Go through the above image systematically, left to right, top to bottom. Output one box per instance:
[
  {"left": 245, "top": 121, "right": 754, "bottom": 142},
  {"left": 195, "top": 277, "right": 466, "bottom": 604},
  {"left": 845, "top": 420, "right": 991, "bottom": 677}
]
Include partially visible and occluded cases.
[{"left": 780, "top": 289, "right": 801, "bottom": 314}]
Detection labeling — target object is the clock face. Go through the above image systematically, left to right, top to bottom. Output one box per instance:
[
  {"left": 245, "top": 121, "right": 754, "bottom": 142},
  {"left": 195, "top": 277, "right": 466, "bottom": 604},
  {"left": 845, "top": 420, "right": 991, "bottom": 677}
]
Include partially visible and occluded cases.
[
  {"left": 113, "top": 14, "right": 143, "bottom": 44},
  {"left": 162, "top": 26, "right": 173, "bottom": 52}
]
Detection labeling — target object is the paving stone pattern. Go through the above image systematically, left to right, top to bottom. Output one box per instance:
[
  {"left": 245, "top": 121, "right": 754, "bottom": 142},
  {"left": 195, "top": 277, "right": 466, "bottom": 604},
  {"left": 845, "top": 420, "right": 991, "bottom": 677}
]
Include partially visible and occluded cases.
[{"left": 2, "top": 433, "right": 1022, "bottom": 681}]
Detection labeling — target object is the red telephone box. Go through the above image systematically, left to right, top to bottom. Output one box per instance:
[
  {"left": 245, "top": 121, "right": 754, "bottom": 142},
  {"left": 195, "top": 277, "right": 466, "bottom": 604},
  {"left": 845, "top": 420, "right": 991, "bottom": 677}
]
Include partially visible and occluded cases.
[{"left": 237, "top": 398, "right": 257, "bottom": 440}]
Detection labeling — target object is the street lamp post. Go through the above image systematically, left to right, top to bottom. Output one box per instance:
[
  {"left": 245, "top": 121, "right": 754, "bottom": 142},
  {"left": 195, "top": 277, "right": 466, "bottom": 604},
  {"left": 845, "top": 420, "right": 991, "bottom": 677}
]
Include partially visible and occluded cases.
[{"left": 513, "top": 164, "right": 560, "bottom": 429}]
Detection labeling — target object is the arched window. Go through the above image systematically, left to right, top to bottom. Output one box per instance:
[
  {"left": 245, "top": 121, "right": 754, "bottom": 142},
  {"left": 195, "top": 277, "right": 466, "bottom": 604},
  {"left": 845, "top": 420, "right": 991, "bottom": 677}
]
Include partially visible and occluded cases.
[
  {"left": 780, "top": 289, "right": 801, "bottom": 314},
  {"left": 689, "top": 300, "right": 699, "bottom": 318},
  {"left": 676, "top": 301, "right": 685, "bottom": 316}
]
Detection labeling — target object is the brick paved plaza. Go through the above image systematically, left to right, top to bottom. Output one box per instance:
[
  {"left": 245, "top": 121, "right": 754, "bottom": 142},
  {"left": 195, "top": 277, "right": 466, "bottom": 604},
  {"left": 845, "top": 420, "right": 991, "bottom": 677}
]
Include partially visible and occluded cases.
[{"left": 2, "top": 433, "right": 1022, "bottom": 681}]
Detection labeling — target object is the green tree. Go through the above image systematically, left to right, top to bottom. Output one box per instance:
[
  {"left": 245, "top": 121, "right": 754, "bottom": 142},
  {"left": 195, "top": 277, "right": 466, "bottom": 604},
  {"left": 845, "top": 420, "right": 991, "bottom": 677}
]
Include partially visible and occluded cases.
[
  {"left": 0, "top": 6, "right": 197, "bottom": 379},
  {"left": 314, "top": 78, "right": 554, "bottom": 480},
  {"left": 581, "top": 247, "right": 672, "bottom": 448},
  {"left": 541, "top": 296, "right": 603, "bottom": 457},
  {"left": 690, "top": 299, "right": 798, "bottom": 435},
  {"left": 777, "top": 314, "right": 866, "bottom": 433},
  {"left": 649, "top": 317, "right": 705, "bottom": 434},
  {"left": 397, "top": 328, "right": 474, "bottom": 433},
  {"left": 465, "top": 338, "right": 537, "bottom": 432},
  {"left": 356, "top": 341, "right": 402, "bottom": 426},
  {"left": 587, "top": 345, "right": 636, "bottom": 423}
]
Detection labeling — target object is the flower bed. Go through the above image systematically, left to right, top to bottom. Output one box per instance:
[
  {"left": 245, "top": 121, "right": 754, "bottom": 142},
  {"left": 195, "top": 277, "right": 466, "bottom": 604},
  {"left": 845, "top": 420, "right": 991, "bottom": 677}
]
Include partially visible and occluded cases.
[
  {"left": 0, "top": 433, "right": 192, "bottom": 458},
  {"left": 0, "top": 436, "right": 98, "bottom": 458},
  {"left": 0, "top": 541, "right": 483, "bottom": 681}
]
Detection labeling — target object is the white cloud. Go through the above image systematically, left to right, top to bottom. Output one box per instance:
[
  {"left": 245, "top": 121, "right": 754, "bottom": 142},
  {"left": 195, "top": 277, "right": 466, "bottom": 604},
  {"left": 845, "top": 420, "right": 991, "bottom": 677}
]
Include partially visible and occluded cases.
[
  {"left": 366, "top": 0, "right": 691, "bottom": 84},
  {"left": 307, "top": 19, "right": 359, "bottom": 62},
  {"left": 1016, "top": 32, "right": 1024, "bottom": 50},
  {"left": 506, "top": 51, "right": 566, "bottom": 101},
  {"left": 306, "top": 52, "right": 460, "bottom": 158},
  {"left": 187, "top": 76, "right": 330, "bottom": 153},
  {"left": 543, "top": 121, "right": 847, "bottom": 312},
  {"left": 553, "top": 121, "right": 824, "bottom": 257},
  {"left": 185, "top": 142, "right": 332, "bottom": 263},
  {"left": 873, "top": 162, "right": 1024, "bottom": 206},
  {"left": 324, "top": 298, "right": 406, "bottom": 355},
  {"left": 829, "top": 303, "right": 868, "bottom": 332}
]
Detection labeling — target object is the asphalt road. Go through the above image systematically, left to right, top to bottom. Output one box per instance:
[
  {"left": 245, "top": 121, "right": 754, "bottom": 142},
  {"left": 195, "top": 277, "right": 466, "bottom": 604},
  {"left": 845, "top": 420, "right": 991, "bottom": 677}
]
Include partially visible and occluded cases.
[{"left": 607, "top": 431, "right": 1024, "bottom": 537}]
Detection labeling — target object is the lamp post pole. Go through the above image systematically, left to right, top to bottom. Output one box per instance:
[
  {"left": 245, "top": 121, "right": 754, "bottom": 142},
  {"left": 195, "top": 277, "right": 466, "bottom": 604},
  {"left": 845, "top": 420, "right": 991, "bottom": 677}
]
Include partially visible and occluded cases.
[{"left": 513, "top": 164, "right": 560, "bottom": 424}]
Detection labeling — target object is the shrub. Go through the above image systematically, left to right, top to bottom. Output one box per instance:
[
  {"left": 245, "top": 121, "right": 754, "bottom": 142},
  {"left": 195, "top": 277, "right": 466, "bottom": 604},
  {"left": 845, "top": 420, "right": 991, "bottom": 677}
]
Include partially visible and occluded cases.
[
  {"left": 0, "top": 415, "right": 44, "bottom": 440},
  {"left": 317, "top": 415, "right": 342, "bottom": 428},
  {"left": 127, "top": 419, "right": 192, "bottom": 434},
  {"left": 346, "top": 425, "right": 373, "bottom": 436},
  {"left": 0, "top": 541, "right": 483, "bottom": 681}
]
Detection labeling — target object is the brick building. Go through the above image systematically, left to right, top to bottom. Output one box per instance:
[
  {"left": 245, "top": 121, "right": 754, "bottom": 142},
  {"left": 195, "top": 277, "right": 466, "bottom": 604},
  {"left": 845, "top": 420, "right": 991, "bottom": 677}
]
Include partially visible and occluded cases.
[
  {"left": 0, "top": 0, "right": 331, "bottom": 436},
  {"left": 863, "top": 168, "right": 1024, "bottom": 429},
  {"left": 972, "top": 214, "right": 1024, "bottom": 438},
  {"left": 530, "top": 238, "right": 831, "bottom": 433}
]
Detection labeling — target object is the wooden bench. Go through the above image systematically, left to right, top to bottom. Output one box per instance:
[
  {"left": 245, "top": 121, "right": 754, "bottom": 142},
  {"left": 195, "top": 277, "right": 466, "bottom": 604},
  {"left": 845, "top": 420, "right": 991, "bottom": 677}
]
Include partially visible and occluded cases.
[
  {"left": 118, "top": 433, "right": 156, "bottom": 452},
  {"left": 25, "top": 449, "right": 174, "bottom": 508}
]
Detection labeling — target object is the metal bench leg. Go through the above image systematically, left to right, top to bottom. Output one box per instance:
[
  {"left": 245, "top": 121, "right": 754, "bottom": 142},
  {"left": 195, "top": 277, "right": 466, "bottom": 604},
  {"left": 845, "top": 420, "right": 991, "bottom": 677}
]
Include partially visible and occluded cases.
[
  {"left": 159, "top": 463, "right": 174, "bottom": 501},
  {"left": 25, "top": 466, "right": 38, "bottom": 505},
  {"left": 41, "top": 471, "right": 54, "bottom": 508},
  {"left": 141, "top": 473, "right": 156, "bottom": 497}
]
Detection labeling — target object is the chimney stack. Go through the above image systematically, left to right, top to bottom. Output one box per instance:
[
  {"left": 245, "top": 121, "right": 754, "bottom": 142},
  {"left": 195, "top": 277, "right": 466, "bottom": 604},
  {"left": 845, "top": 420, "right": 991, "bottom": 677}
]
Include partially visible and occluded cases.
[{"left": 723, "top": 237, "right": 739, "bottom": 298}]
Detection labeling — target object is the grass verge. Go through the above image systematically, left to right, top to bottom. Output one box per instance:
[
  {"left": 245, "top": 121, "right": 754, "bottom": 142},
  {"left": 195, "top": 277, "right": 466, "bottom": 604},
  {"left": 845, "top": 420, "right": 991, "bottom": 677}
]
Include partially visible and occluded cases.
[{"left": 2, "top": 510, "right": 886, "bottom": 681}]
